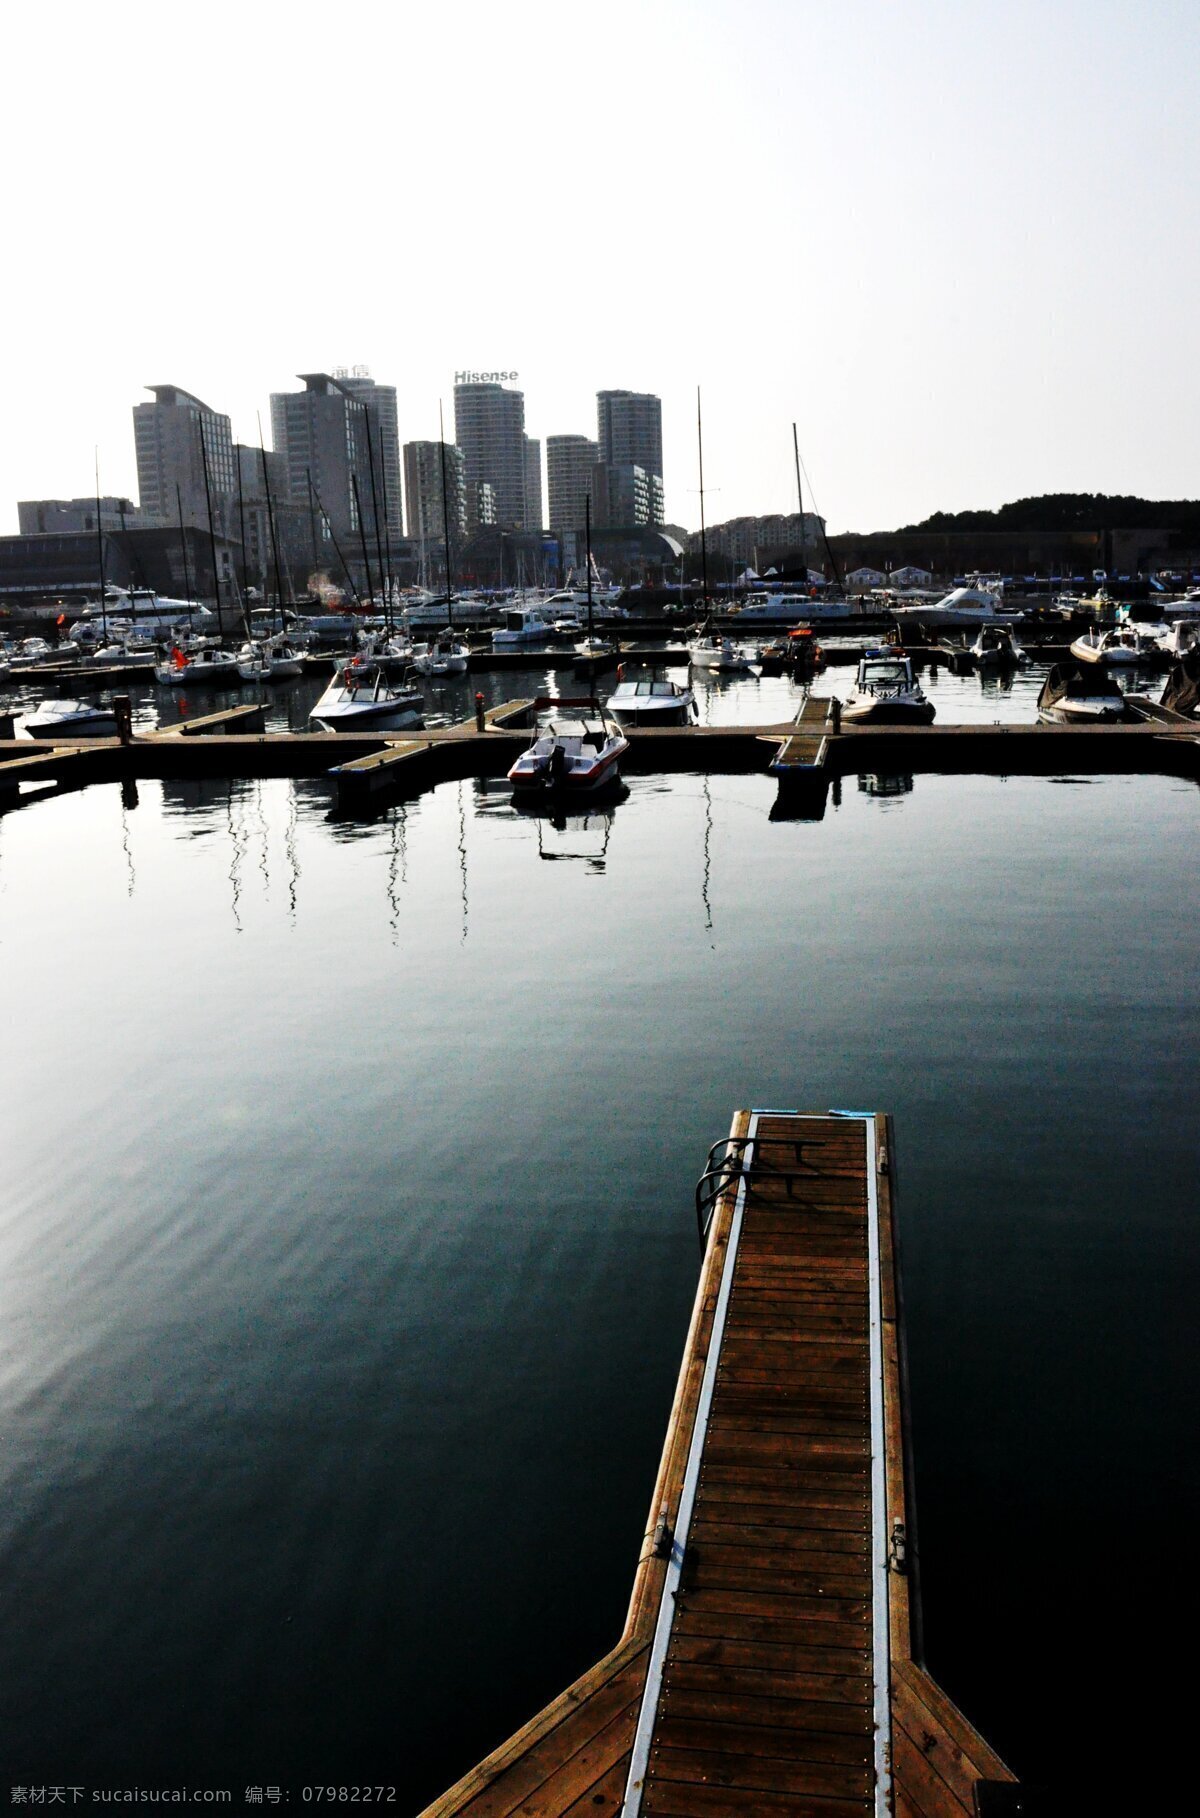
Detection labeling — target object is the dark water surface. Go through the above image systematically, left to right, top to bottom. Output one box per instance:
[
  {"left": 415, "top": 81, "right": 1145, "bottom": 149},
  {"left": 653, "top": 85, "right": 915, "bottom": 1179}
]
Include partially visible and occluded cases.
[{"left": 0, "top": 740, "right": 1196, "bottom": 1809}]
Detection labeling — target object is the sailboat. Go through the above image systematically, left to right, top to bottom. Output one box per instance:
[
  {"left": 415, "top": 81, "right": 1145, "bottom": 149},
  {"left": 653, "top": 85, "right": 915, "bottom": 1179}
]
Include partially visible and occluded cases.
[
  {"left": 685, "top": 387, "right": 754, "bottom": 674},
  {"left": 575, "top": 496, "right": 618, "bottom": 661}
]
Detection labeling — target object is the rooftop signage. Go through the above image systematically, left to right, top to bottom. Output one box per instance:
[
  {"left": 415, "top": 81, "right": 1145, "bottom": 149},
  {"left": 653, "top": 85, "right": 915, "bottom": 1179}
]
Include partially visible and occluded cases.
[{"left": 454, "top": 370, "right": 518, "bottom": 384}]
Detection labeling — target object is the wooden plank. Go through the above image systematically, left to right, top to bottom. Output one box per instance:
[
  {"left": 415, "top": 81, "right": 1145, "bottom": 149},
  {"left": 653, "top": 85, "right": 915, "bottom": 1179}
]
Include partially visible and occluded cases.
[
  {"left": 689, "top": 1519, "right": 869, "bottom": 1556},
  {"left": 666, "top": 1633, "right": 871, "bottom": 1681},
  {"left": 663, "top": 1657, "right": 871, "bottom": 1710},
  {"left": 892, "top": 1661, "right": 1014, "bottom": 1786},
  {"left": 655, "top": 1695, "right": 873, "bottom": 1744},
  {"left": 890, "top": 1720, "right": 974, "bottom": 1818},
  {"left": 647, "top": 1741, "right": 870, "bottom": 1800},
  {"left": 559, "top": 1752, "right": 630, "bottom": 1814},
  {"left": 641, "top": 1780, "right": 870, "bottom": 1817}
]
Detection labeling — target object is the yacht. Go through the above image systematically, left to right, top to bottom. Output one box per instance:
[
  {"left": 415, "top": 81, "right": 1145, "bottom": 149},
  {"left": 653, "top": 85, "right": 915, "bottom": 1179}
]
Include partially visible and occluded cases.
[
  {"left": 78, "top": 585, "right": 208, "bottom": 633},
  {"left": 892, "top": 586, "right": 1010, "bottom": 629},
  {"left": 687, "top": 631, "right": 755, "bottom": 672},
  {"left": 841, "top": 649, "right": 935, "bottom": 724},
  {"left": 309, "top": 664, "right": 424, "bottom": 731},
  {"left": 1037, "top": 665, "right": 1128, "bottom": 723},
  {"left": 606, "top": 674, "right": 697, "bottom": 726},
  {"left": 508, "top": 703, "right": 629, "bottom": 794}
]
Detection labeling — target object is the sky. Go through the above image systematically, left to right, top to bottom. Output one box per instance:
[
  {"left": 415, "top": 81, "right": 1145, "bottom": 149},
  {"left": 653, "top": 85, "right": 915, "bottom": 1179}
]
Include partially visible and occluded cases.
[{"left": 3, "top": 0, "right": 1197, "bottom": 535}]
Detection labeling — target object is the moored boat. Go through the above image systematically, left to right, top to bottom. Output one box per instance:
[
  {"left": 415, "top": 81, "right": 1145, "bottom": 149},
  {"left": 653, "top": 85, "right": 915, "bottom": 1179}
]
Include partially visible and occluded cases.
[
  {"left": 970, "top": 624, "right": 1027, "bottom": 669},
  {"left": 1069, "top": 627, "right": 1153, "bottom": 667},
  {"left": 412, "top": 631, "right": 469, "bottom": 676},
  {"left": 687, "top": 631, "right": 754, "bottom": 672},
  {"left": 153, "top": 645, "right": 243, "bottom": 686},
  {"left": 841, "top": 649, "right": 935, "bottom": 724},
  {"left": 309, "top": 664, "right": 424, "bottom": 731},
  {"left": 1037, "top": 664, "right": 1128, "bottom": 722},
  {"left": 607, "top": 673, "right": 697, "bottom": 726},
  {"left": 24, "top": 700, "right": 120, "bottom": 738},
  {"left": 508, "top": 702, "right": 629, "bottom": 793}
]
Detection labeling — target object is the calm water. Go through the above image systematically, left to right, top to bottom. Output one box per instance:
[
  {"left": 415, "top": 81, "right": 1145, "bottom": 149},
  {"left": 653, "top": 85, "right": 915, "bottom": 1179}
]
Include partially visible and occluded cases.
[{"left": 0, "top": 672, "right": 1196, "bottom": 1811}]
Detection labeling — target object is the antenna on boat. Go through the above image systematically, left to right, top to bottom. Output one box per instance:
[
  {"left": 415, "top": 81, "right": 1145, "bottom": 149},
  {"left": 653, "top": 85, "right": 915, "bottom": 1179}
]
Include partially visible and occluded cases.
[
  {"left": 439, "top": 399, "right": 455, "bottom": 631},
  {"left": 94, "top": 447, "right": 108, "bottom": 643}
]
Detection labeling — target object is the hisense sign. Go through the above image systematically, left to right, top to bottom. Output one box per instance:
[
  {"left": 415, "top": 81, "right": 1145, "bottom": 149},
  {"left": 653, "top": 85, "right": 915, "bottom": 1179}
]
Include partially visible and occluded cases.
[{"left": 454, "top": 370, "right": 518, "bottom": 384}]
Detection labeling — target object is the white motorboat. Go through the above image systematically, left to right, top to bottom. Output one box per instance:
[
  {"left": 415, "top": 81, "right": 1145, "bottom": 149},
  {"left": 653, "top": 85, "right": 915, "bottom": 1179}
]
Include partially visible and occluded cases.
[
  {"left": 77, "top": 584, "right": 207, "bottom": 634},
  {"left": 893, "top": 586, "right": 1010, "bottom": 629},
  {"left": 492, "top": 602, "right": 559, "bottom": 647},
  {"left": 552, "top": 614, "right": 584, "bottom": 638},
  {"left": 1152, "top": 619, "right": 1199, "bottom": 659},
  {"left": 969, "top": 625, "right": 1027, "bottom": 669},
  {"left": 1069, "top": 627, "right": 1153, "bottom": 667},
  {"left": 412, "top": 631, "right": 469, "bottom": 676},
  {"left": 687, "top": 631, "right": 755, "bottom": 672},
  {"left": 575, "top": 634, "right": 619, "bottom": 661},
  {"left": 9, "top": 637, "right": 61, "bottom": 670},
  {"left": 154, "top": 646, "right": 243, "bottom": 686},
  {"left": 841, "top": 649, "right": 936, "bottom": 724},
  {"left": 309, "top": 664, "right": 424, "bottom": 731},
  {"left": 1037, "top": 665, "right": 1127, "bottom": 723},
  {"left": 607, "top": 674, "right": 697, "bottom": 725},
  {"left": 25, "top": 700, "right": 119, "bottom": 738},
  {"left": 507, "top": 703, "right": 629, "bottom": 794}
]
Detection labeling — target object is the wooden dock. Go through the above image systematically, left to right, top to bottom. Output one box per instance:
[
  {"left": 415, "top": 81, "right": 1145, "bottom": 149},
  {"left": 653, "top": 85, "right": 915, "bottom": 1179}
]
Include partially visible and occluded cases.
[{"left": 420, "top": 1111, "right": 1016, "bottom": 1817}]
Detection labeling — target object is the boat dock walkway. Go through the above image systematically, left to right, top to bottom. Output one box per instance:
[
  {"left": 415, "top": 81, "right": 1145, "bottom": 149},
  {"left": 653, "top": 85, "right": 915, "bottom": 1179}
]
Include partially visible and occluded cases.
[{"left": 420, "top": 1111, "right": 1017, "bottom": 1817}]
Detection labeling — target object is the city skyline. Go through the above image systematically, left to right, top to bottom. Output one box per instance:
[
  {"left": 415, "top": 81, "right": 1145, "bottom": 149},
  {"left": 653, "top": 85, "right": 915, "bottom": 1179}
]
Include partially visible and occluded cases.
[{"left": 3, "top": 1, "right": 1197, "bottom": 539}]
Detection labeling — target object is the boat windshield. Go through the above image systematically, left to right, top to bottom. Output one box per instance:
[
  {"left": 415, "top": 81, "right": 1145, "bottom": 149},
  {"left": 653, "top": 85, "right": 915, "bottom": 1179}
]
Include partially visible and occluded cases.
[{"left": 861, "top": 660, "right": 910, "bottom": 688}]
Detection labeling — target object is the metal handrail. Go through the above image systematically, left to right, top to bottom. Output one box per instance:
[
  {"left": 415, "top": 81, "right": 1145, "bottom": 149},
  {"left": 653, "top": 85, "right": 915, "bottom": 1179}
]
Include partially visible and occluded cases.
[{"left": 694, "top": 1132, "right": 826, "bottom": 1252}]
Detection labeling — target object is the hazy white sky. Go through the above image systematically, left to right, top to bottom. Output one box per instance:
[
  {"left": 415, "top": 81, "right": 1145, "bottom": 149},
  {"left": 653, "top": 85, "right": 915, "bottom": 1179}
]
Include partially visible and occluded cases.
[{"left": 4, "top": 0, "right": 1197, "bottom": 533}]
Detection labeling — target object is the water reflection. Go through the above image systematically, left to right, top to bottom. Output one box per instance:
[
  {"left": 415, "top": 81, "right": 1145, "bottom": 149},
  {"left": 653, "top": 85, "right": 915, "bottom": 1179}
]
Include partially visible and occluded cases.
[
  {"left": 858, "top": 773, "right": 915, "bottom": 800},
  {"left": 511, "top": 784, "right": 626, "bottom": 871}
]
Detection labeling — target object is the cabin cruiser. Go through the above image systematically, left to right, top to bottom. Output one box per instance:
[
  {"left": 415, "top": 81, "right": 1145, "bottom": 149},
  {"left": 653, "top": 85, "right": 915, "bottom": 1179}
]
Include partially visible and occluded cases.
[
  {"left": 78, "top": 585, "right": 208, "bottom": 633},
  {"left": 892, "top": 586, "right": 1011, "bottom": 629},
  {"left": 543, "top": 587, "right": 627, "bottom": 623},
  {"left": 492, "top": 602, "right": 559, "bottom": 647},
  {"left": 1152, "top": 618, "right": 1199, "bottom": 659},
  {"left": 969, "top": 624, "right": 1027, "bottom": 669},
  {"left": 758, "top": 625, "right": 823, "bottom": 675},
  {"left": 1069, "top": 626, "right": 1154, "bottom": 667},
  {"left": 412, "top": 631, "right": 469, "bottom": 676},
  {"left": 687, "top": 631, "right": 755, "bottom": 672},
  {"left": 153, "top": 645, "right": 242, "bottom": 686},
  {"left": 841, "top": 650, "right": 935, "bottom": 724},
  {"left": 309, "top": 663, "right": 424, "bottom": 731},
  {"left": 1036, "top": 665, "right": 1128, "bottom": 723},
  {"left": 606, "top": 674, "right": 697, "bottom": 726},
  {"left": 24, "top": 699, "right": 120, "bottom": 738},
  {"left": 508, "top": 703, "right": 629, "bottom": 793}
]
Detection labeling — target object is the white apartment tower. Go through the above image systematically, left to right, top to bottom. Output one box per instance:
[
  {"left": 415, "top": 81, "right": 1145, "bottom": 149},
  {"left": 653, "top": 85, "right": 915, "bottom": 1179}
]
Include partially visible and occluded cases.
[
  {"left": 453, "top": 379, "right": 529, "bottom": 530},
  {"left": 133, "top": 385, "right": 236, "bottom": 529},
  {"left": 596, "top": 389, "right": 663, "bottom": 511},
  {"left": 546, "top": 435, "right": 599, "bottom": 533},
  {"left": 403, "top": 441, "right": 467, "bottom": 544}
]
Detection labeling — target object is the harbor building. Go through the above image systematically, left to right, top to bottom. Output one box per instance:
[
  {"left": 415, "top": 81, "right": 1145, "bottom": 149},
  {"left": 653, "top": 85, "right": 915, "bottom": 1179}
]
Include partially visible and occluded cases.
[
  {"left": 269, "top": 373, "right": 385, "bottom": 549},
  {"left": 453, "top": 379, "right": 530, "bottom": 531},
  {"left": 133, "top": 385, "right": 237, "bottom": 530},
  {"left": 596, "top": 389, "right": 663, "bottom": 516},
  {"left": 546, "top": 435, "right": 599, "bottom": 534},
  {"left": 524, "top": 437, "right": 544, "bottom": 533},
  {"left": 18, "top": 497, "right": 145, "bottom": 536},
  {"left": 689, "top": 510, "right": 826, "bottom": 566}
]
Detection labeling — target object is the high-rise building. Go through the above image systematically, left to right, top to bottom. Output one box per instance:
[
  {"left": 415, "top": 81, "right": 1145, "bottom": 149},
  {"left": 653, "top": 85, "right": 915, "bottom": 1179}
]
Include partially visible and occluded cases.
[
  {"left": 335, "top": 368, "right": 403, "bottom": 539},
  {"left": 270, "top": 372, "right": 384, "bottom": 547},
  {"left": 453, "top": 379, "right": 529, "bottom": 530},
  {"left": 133, "top": 384, "right": 236, "bottom": 529},
  {"left": 596, "top": 390, "right": 663, "bottom": 518},
  {"left": 546, "top": 436, "right": 599, "bottom": 533},
  {"left": 523, "top": 437, "right": 543, "bottom": 533},
  {"left": 403, "top": 441, "right": 467, "bottom": 546},
  {"left": 593, "top": 463, "right": 662, "bottom": 530}
]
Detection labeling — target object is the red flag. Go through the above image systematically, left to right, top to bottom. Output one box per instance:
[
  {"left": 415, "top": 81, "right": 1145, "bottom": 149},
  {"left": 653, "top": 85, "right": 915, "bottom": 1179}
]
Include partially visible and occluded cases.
[{"left": 56, "top": 613, "right": 66, "bottom": 626}]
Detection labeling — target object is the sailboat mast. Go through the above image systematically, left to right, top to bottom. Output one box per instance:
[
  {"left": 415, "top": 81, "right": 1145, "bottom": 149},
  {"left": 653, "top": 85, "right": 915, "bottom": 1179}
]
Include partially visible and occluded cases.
[
  {"left": 697, "top": 386, "right": 709, "bottom": 611},
  {"left": 438, "top": 399, "right": 454, "bottom": 631},
  {"left": 363, "top": 411, "right": 389, "bottom": 631},
  {"left": 257, "top": 415, "right": 286, "bottom": 633},
  {"left": 792, "top": 422, "right": 807, "bottom": 583},
  {"left": 199, "top": 426, "right": 224, "bottom": 642},
  {"left": 236, "top": 448, "right": 252, "bottom": 637},
  {"left": 94, "top": 449, "right": 108, "bottom": 642},
  {"left": 351, "top": 471, "right": 374, "bottom": 610},
  {"left": 311, "top": 476, "right": 361, "bottom": 610},
  {"left": 175, "top": 482, "right": 193, "bottom": 630},
  {"left": 586, "top": 491, "right": 594, "bottom": 641}
]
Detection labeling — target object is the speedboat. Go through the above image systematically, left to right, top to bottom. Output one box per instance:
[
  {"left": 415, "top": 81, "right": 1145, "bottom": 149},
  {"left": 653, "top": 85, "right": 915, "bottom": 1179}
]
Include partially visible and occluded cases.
[
  {"left": 551, "top": 614, "right": 584, "bottom": 638},
  {"left": 970, "top": 625, "right": 1027, "bottom": 669},
  {"left": 1069, "top": 626, "right": 1153, "bottom": 667},
  {"left": 412, "top": 631, "right": 469, "bottom": 676},
  {"left": 687, "top": 632, "right": 755, "bottom": 672},
  {"left": 575, "top": 634, "right": 619, "bottom": 662},
  {"left": 841, "top": 649, "right": 935, "bottom": 724},
  {"left": 309, "top": 664, "right": 424, "bottom": 731},
  {"left": 1037, "top": 664, "right": 1128, "bottom": 722},
  {"left": 606, "top": 674, "right": 697, "bottom": 726},
  {"left": 24, "top": 700, "right": 119, "bottom": 738},
  {"left": 508, "top": 704, "right": 629, "bottom": 794}
]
